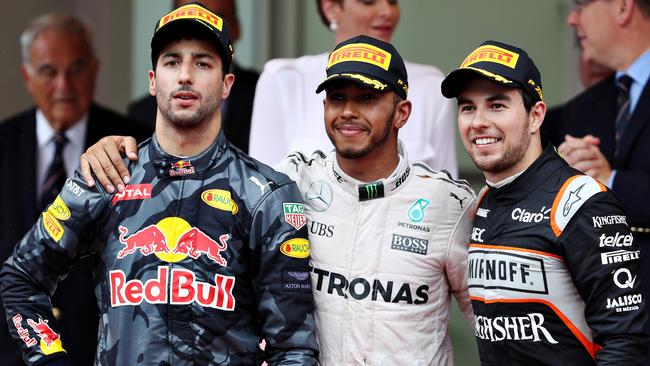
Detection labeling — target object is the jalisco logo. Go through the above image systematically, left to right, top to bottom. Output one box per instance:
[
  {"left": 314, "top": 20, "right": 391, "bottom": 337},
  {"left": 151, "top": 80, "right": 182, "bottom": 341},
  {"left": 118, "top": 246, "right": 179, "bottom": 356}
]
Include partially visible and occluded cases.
[
  {"left": 159, "top": 4, "right": 223, "bottom": 31},
  {"left": 327, "top": 43, "right": 392, "bottom": 71},
  {"left": 460, "top": 45, "right": 520, "bottom": 69},
  {"left": 112, "top": 184, "right": 152, "bottom": 205},
  {"left": 201, "top": 189, "right": 238, "bottom": 214},
  {"left": 48, "top": 196, "right": 70, "bottom": 221},
  {"left": 408, "top": 198, "right": 431, "bottom": 223},
  {"left": 283, "top": 203, "right": 307, "bottom": 230},
  {"left": 42, "top": 211, "right": 64, "bottom": 242},
  {"left": 117, "top": 217, "right": 228, "bottom": 265},
  {"left": 280, "top": 238, "right": 310, "bottom": 259},
  {"left": 607, "top": 293, "right": 643, "bottom": 313}
]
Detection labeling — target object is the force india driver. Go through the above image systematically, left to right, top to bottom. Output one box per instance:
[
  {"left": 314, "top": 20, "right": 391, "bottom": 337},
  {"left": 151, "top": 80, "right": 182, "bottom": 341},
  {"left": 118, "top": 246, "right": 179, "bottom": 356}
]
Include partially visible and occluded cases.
[
  {"left": 0, "top": 4, "right": 317, "bottom": 365},
  {"left": 78, "top": 35, "right": 476, "bottom": 365},
  {"left": 441, "top": 40, "right": 649, "bottom": 365}
]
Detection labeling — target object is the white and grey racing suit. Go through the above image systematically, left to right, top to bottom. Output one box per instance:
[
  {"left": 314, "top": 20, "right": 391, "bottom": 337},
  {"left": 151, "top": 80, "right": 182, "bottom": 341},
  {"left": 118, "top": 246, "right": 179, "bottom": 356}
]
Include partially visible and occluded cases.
[{"left": 275, "top": 143, "right": 475, "bottom": 366}]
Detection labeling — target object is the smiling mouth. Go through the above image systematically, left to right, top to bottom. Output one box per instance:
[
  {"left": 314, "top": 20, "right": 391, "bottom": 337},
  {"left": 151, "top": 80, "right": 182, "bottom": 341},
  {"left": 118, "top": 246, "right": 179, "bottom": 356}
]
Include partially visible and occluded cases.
[{"left": 474, "top": 137, "right": 500, "bottom": 146}]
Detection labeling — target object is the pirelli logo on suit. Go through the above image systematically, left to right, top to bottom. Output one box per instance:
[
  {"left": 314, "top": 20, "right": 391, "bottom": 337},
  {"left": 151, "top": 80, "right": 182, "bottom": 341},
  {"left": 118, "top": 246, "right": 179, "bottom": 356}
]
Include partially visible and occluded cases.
[{"left": 327, "top": 43, "right": 392, "bottom": 71}]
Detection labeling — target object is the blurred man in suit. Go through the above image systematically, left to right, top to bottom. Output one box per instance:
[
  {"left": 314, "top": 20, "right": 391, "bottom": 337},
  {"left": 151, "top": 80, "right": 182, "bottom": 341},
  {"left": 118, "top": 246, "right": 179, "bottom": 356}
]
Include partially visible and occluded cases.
[
  {"left": 128, "top": 0, "right": 259, "bottom": 153},
  {"left": 542, "top": 1, "right": 650, "bottom": 363},
  {"left": 0, "top": 13, "right": 150, "bottom": 365}
]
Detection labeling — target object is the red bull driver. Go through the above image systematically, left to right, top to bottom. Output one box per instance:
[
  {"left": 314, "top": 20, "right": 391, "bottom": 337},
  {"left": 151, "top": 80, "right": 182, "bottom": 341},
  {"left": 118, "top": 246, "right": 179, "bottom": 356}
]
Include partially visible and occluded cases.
[
  {"left": 0, "top": 3, "right": 317, "bottom": 365},
  {"left": 77, "top": 35, "right": 476, "bottom": 365}
]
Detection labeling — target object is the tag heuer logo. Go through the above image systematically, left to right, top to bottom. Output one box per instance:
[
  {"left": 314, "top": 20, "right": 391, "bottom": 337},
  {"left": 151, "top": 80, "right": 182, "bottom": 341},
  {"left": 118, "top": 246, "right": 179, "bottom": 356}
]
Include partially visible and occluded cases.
[{"left": 283, "top": 203, "right": 306, "bottom": 230}]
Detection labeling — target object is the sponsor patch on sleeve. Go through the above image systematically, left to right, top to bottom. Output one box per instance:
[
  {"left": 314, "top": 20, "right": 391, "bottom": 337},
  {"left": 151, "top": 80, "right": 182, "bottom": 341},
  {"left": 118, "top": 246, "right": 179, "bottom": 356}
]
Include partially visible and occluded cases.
[
  {"left": 550, "top": 175, "right": 606, "bottom": 236},
  {"left": 48, "top": 196, "right": 70, "bottom": 221},
  {"left": 283, "top": 203, "right": 306, "bottom": 230},
  {"left": 42, "top": 211, "right": 64, "bottom": 242},
  {"left": 280, "top": 238, "right": 310, "bottom": 258},
  {"left": 282, "top": 268, "right": 312, "bottom": 292},
  {"left": 26, "top": 317, "right": 65, "bottom": 355}
]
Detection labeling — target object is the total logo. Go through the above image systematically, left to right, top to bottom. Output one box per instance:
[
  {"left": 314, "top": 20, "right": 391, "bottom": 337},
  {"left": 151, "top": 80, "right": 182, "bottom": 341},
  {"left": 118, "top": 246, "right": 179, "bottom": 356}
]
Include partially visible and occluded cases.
[
  {"left": 112, "top": 184, "right": 152, "bottom": 205},
  {"left": 511, "top": 207, "right": 550, "bottom": 223},
  {"left": 117, "top": 217, "right": 228, "bottom": 265}
]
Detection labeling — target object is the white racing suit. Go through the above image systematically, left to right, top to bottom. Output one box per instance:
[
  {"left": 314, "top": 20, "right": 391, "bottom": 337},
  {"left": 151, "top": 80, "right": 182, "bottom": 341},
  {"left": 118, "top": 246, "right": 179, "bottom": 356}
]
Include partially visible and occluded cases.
[{"left": 275, "top": 144, "right": 475, "bottom": 366}]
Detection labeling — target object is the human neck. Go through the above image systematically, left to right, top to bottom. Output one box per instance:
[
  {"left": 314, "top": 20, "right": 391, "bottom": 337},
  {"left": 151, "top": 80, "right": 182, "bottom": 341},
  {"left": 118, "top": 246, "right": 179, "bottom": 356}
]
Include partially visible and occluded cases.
[
  {"left": 155, "top": 113, "right": 221, "bottom": 157},
  {"left": 335, "top": 145, "right": 399, "bottom": 183}
]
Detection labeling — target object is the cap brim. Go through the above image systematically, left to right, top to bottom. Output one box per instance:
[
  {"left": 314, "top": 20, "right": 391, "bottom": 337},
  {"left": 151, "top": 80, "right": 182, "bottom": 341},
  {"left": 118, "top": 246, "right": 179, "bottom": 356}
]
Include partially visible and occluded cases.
[
  {"left": 441, "top": 67, "right": 517, "bottom": 99},
  {"left": 316, "top": 73, "right": 389, "bottom": 94}
]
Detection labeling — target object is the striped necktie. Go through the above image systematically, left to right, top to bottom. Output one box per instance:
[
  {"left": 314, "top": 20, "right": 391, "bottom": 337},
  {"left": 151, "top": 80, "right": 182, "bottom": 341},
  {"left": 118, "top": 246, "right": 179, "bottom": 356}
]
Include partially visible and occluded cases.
[
  {"left": 614, "top": 74, "right": 634, "bottom": 156},
  {"left": 40, "top": 132, "right": 68, "bottom": 211}
]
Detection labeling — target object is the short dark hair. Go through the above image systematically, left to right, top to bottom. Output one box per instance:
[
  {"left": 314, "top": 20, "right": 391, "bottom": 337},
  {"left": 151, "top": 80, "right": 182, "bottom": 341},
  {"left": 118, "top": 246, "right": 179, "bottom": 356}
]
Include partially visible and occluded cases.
[
  {"left": 637, "top": 0, "right": 650, "bottom": 18},
  {"left": 520, "top": 89, "right": 534, "bottom": 113}
]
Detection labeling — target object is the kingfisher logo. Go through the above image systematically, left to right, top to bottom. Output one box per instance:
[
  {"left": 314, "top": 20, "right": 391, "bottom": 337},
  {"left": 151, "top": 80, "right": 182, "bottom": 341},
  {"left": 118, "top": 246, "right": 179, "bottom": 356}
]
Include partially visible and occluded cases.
[
  {"left": 159, "top": 4, "right": 223, "bottom": 31},
  {"left": 327, "top": 43, "right": 392, "bottom": 71},
  {"left": 460, "top": 45, "right": 520, "bottom": 69},
  {"left": 112, "top": 184, "right": 152, "bottom": 205},
  {"left": 117, "top": 217, "right": 228, "bottom": 265},
  {"left": 475, "top": 313, "right": 558, "bottom": 344}
]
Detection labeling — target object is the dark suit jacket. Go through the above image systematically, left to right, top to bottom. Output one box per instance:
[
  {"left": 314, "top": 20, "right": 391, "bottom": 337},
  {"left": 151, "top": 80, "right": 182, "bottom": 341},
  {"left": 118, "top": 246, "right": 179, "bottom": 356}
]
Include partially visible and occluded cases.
[
  {"left": 128, "top": 63, "right": 259, "bottom": 153},
  {"left": 541, "top": 75, "right": 650, "bottom": 332},
  {"left": 0, "top": 103, "right": 152, "bottom": 365}
]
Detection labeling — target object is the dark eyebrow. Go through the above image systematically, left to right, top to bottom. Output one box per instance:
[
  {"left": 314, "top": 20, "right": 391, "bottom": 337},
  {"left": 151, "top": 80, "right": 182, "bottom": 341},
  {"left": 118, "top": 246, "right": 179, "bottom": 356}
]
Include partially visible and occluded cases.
[
  {"left": 161, "top": 51, "right": 180, "bottom": 59},
  {"left": 192, "top": 52, "right": 215, "bottom": 59},
  {"left": 486, "top": 93, "right": 511, "bottom": 102},
  {"left": 457, "top": 96, "right": 472, "bottom": 105}
]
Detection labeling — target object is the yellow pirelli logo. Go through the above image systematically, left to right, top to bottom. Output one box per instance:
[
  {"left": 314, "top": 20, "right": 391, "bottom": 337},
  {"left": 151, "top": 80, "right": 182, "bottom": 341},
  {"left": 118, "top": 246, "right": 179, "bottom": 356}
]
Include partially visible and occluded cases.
[
  {"left": 159, "top": 4, "right": 223, "bottom": 31},
  {"left": 327, "top": 43, "right": 391, "bottom": 71},
  {"left": 460, "top": 45, "right": 519, "bottom": 69},
  {"left": 42, "top": 211, "right": 64, "bottom": 242}
]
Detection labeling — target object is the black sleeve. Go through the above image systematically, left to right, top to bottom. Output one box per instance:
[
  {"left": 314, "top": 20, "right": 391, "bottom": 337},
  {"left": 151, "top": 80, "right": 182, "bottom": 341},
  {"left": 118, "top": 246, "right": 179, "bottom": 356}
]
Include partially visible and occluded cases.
[
  {"left": 0, "top": 173, "right": 109, "bottom": 365},
  {"left": 559, "top": 192, "right": 648, "bottom": 365}
]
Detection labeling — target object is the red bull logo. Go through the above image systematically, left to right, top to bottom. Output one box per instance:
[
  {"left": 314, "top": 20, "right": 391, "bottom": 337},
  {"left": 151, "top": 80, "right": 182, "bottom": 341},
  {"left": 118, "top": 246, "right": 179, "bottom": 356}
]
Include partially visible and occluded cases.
[
  {"left": 169, "top": 160, "right": 195, "bottom": 177},
  {"left": 117, "top": 217, "right": 228, "bottom": 266},
  {"left": 110, "top": 266, "right": 236, "bottom": 310},
  {"left": 12, "top": 314, "right": 37, "bottom": 347},
  {"left": 25, "top": 317, "right": 66, "bottom": 354}
]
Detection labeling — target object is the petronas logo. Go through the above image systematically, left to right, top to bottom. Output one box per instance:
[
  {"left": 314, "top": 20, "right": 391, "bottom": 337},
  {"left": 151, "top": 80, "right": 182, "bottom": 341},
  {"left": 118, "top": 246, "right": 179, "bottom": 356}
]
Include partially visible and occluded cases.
[{"left": 358, "top": 182, "right": 384, "bottom": 202}]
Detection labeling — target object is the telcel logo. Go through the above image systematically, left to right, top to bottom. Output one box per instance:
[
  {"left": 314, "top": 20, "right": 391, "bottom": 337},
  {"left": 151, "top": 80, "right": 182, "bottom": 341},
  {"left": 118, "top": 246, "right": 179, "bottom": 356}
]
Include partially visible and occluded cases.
[{"left": 599, "top": 232, "right": 633, "bottom": 247}]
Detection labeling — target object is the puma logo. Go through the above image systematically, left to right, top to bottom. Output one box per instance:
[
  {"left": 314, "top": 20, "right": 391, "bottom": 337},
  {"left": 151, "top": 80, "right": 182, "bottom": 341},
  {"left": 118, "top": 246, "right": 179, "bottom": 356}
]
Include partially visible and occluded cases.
[
  {"left": 249, "top": 176, "right": 273, "bottom": 193},
  {"left": 449, "top": 192, "right": 468, "bottom": 208}
]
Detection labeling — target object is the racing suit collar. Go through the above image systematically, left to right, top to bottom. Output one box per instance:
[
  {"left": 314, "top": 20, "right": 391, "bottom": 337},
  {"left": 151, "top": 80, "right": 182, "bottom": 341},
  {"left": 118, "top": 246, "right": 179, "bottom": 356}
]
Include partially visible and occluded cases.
[
  {"left": 149, "top": 130, "right": 228, "bottom": 179},
  {"left": 330, "top": 140, "right": 412, "bottom": 201},
  {"left": 487, "top": 145, "right": 564, "bottom": 204}
]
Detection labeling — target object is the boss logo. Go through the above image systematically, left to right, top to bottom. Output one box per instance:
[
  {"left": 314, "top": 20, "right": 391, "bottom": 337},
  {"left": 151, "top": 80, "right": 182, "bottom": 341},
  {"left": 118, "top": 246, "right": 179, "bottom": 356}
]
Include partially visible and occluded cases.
[{"left": 391, "top": 234, "right": 428, "bottom": 255}]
